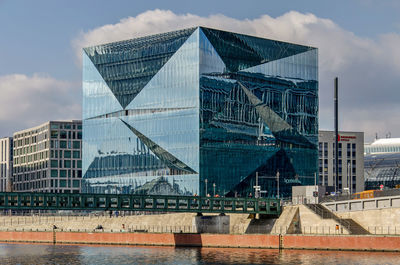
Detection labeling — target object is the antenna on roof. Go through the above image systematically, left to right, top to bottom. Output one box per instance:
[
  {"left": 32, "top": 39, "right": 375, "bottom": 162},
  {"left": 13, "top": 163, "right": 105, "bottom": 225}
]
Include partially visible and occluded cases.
[{"left": 375, "top": 133, "right": 378, "bottom": 140}]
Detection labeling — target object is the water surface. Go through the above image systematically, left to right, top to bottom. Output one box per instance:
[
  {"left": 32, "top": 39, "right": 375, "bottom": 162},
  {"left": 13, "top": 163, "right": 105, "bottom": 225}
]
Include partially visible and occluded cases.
[{"left": 0, "top": 243, "right": 399, "bottom": 264}]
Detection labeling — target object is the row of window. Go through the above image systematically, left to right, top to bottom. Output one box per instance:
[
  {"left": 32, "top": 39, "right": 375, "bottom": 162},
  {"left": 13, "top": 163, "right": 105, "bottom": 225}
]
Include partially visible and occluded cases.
[
  {"left": 13, "top": 123, "right": 82, "bottom": 148},
  {"left": 50, "top": 123, "right": 82, "bottom": 130},
  {"left": 13, "top": 126, "right": 47, "bottom": 145},
  {"left": 50, "top": 130, "right": 82, "bottom": 140},
  {"left": 51, "top": 140, "right": 81, "bottom": 149},
  {"left": 319, "top": 142, "right": 357, "bottom": 150},
  {"left": 14, "top": 143, "right": 48, "bottom": 157},
  {"left": 50, "top": 150, "right": 80, "bottom": 159},
  {"left": 319, "top": 150, "right": 357, "bottom": 158},
  {"left": 14, "top": 151, "right": 49, "bottom": 165},
  {"left": 50, "top": 159, "right": 82, "bottom": 169},
  {"left": 14, "top": 161, "right": 48, "bottom": 174},
  {"left": 319, "top": 166, "right": 357, "bottom": 174},
  {"left": 14, "top": 168, "right": 82, "bottom": 182},
  {"left": 50, "top": 169, "right": 82, "bottom": 178},
  {"left": 14, "top": 170, "right": 47, "bottom": 181},
  {"left": 318, "top": 175, "right": 357, "bottom": 189},
  {"left": 13, "top": 179, "right": 81, "bottom": 191}
]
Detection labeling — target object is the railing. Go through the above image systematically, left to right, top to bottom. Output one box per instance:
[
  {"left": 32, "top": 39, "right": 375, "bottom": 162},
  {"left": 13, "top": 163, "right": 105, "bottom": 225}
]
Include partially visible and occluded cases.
[
  {"left": 320, "top": 189, "right": 400, "bottom": 203},
  {"left": 0, "top": 192, "right": 281, "bottom": 215},
  {"left": 305, "top": 204, "right": 351, "bottom": 231},
  {"left": 0, "top": 225, "right": 380, "bottom": 235}
]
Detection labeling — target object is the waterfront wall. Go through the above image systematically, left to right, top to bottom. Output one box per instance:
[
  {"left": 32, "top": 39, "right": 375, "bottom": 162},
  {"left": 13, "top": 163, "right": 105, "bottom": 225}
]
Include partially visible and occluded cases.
[{"left": 0, "top": 231, "right": 400, "bottom": 251}]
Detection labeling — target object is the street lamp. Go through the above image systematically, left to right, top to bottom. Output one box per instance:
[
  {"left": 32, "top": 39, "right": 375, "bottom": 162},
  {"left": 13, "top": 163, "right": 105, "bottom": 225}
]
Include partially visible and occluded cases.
[
  {"left": 347, "top": 161, "right": 351, "bottom": 195},
  {"left": 276, "top": 171, "right": 280, "bottom": 199},
  {"left": 205, "top": 179, "right": 208, "bottom": 196},
  {"left": 213, "top": 183, "right": 216, "bottom": 197}
]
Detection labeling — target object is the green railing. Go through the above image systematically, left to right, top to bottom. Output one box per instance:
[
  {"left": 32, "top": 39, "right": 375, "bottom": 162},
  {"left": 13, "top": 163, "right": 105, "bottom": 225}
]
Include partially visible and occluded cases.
[{"left": 0, "top": 192, "right": 281, "bottom": 215}]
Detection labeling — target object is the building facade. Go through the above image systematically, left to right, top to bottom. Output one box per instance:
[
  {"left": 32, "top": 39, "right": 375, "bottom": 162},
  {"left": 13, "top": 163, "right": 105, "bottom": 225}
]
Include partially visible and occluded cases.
[
  {"left": 82, "top": 27, "right": 318, "bottom": 197},
  {"left": 13, "top": 121, "right": 82, "bottom": 193},
  {"left": 318, "top": 130, "right": 364, "bottom": 193},
  {"left": 0, "top": 137, "right": 13, "bottom": 192},
  {"left": 364, "top": 138, "right": 400, "bottom": 190}
]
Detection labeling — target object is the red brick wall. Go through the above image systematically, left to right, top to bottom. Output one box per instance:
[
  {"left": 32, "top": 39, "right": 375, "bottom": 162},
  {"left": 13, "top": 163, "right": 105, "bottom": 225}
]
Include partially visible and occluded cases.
[{"left": 0, "top": 231, "right": 399, "bottom": 252}]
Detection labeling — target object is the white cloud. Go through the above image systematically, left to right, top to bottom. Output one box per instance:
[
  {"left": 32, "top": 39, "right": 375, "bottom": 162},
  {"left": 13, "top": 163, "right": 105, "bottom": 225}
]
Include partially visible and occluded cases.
[
  {"left": 72, "top": 9, "right": 400, "bottom": 142},
  {"left": 0, "top": 74, "right": 81, "bottom": 137}
]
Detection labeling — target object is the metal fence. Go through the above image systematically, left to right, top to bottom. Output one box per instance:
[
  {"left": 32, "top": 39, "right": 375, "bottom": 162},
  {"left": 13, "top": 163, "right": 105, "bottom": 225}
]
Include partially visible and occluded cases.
[{"left": 320, "top": 189, "right": 400, "bottom": 203}]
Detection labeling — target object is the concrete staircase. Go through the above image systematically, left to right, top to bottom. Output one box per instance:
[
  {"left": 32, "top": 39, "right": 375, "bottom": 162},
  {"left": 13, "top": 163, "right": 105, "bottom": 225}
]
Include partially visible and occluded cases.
[
  {"left": 305, "top": 204, "right": 370, "bottom": 235},
  {"left": 271, "top": 206, "right": 299, "bottom": 235}
]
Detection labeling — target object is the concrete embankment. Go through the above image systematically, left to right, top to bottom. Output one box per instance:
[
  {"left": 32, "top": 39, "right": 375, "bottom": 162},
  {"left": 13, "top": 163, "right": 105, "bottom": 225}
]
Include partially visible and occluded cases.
[
  {"left": 3, "top": 202, "right": 400, "bottom": 251},
  {"left": 0, "top": 213, "right": 252, "bottom": 234},
  {"left": 0, "top": 231, "right": 400, "bottom": 251}
]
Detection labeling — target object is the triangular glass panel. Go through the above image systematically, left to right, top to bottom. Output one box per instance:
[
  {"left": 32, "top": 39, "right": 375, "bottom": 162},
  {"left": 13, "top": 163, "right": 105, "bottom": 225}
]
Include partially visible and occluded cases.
[
  {"left": 83, "top": 27, "right": 197, "bottom": 109},
  {"left": 200, "top": 27, "right": 314, "bottom": 72},
  {"left": 126, "top": 28, "right": 200, "bottom": 110},
  {"left": 199, "top": 28, "right": 226, "bottom": 75},
  {"left": 242, "top": 49, "right": 318, "bottom": 81},
  {"left": 82, "top": 52, "right": 123, "bottom": 119},
  {"left": 120, "top": 108, "right": 199, "bottom": 173},
  {"left": 119, "top": 118, "right": 197, "bottom": 174},
  {"left": 226, "top": 149, "right": 296, "bottom": 197}
]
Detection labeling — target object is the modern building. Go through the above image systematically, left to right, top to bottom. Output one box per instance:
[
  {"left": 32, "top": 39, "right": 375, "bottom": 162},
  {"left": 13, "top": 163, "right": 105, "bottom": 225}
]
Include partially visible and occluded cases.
[
  {"left": 82, "top": 27, "right": 319, "bottom": 197},
  {"left": 12, "top": 121, "right": 82, "bottom": 193},
  {"left": 318, "top": 130, "right": 364, "bottom": 193},
  {"left": 0, "top": 137, "right": 13, "bottom": 192},
  {"left": 364, "top": 138, "right": 400, "bottom": 189}
]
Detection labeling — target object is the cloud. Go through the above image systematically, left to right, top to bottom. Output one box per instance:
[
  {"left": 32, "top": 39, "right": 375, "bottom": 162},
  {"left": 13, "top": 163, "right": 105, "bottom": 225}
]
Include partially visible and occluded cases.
[
  {"left": 72, "top": 9, "right": 400, "bottom": 142},
  {"left": 0, "top": 74, "right": 81, "bottom": 137}
]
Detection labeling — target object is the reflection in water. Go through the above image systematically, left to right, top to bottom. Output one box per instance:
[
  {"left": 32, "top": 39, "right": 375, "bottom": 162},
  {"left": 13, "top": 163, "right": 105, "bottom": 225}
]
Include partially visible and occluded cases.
[{"left": 0, "top": 243, "right": 399, "bottom": 265}]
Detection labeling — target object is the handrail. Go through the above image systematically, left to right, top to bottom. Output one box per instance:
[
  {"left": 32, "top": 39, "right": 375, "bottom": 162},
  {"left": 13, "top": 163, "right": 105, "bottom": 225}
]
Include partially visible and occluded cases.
[{"left": 305, "top": 204, "right": 351, "bottom": 231}]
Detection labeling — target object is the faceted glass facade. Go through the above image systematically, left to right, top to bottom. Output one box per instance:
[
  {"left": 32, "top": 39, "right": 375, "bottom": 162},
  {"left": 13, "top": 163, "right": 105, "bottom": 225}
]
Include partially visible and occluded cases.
[{"left": 82, "top": 27, "right": 318, "bottom": 197}]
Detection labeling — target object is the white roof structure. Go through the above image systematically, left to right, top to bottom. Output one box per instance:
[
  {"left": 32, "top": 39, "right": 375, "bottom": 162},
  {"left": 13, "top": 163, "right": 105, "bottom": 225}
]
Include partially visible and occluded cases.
[
  {"left": 365, "top": 138, "right": 400, "bottom": 154},
  {"left": 370, "top": 138, "right": 400, "bottom": 146}
]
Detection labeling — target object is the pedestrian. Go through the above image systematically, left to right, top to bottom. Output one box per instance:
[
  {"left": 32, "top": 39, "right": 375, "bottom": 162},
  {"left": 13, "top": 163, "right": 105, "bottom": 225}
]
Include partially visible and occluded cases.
[{"left": 109, "top": 210, "right": 112, "bottom": 218}]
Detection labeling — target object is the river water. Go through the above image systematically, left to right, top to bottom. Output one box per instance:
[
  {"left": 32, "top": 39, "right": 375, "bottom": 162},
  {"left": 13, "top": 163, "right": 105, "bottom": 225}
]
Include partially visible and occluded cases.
[{"left": 0, "top": 243, "right": 399, "bottom": 264}]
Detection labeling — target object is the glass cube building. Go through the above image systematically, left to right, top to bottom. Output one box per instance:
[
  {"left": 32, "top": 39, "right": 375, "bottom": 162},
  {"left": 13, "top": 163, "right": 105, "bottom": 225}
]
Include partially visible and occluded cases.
[{"left": 82, "top": 27, "right": 318, "bottom": 197}]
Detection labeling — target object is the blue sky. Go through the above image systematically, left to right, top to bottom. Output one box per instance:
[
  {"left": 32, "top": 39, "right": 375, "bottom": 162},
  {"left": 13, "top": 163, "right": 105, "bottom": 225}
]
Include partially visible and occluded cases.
[{"left": 0, "top": 0, "right": 399, "bottom": 142}]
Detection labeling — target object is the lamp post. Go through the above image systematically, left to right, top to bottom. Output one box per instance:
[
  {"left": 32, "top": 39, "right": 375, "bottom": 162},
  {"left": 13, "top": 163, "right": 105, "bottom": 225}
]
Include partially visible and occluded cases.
[
  {"left": 348, "top": 161, "right": 351, "bottom": 195},
  {"left": 276, "top": 171, "right": 280, "bottom": 199},
  {"left": 254, "top": 172, "right": 260, "bottom": 198},
  {"left": 205, "top": 179, "right": 208, "bottom": 196},
  {"left": 213, "top": 183, "right": 216, "bottom": 197}
]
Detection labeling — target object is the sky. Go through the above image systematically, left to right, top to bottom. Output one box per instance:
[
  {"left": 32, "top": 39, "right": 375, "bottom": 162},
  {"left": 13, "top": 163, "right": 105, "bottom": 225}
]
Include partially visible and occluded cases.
[{"left": 0, "top": 0, "right": 399, "bottom": 143}]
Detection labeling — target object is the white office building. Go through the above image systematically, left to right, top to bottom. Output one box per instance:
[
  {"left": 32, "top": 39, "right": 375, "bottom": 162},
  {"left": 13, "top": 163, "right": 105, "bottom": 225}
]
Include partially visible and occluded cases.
[
  {"left": 13, "top": 121, "right": 82, "bottom": 193},
  {"left": 318, "top": 130, "right": 364, "bottom": 193},
  {"left": 0, "top": 137, "right": 13, "bottom": 192}
]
